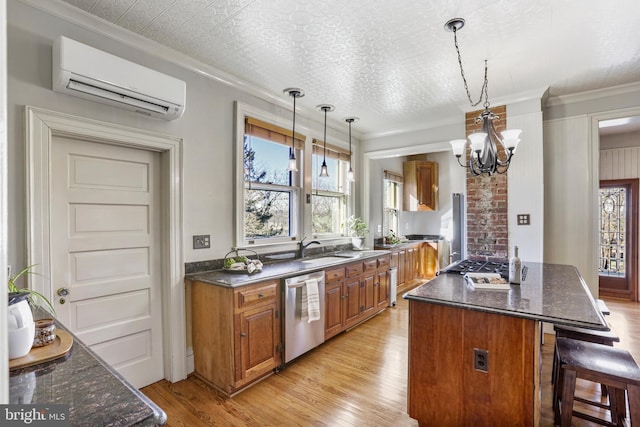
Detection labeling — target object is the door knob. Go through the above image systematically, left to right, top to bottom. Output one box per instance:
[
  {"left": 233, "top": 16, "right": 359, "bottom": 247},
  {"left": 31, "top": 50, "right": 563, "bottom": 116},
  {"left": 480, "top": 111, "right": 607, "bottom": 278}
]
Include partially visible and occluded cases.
[{"left": 57, "top": 287, "right": 70, "bottom": 297}]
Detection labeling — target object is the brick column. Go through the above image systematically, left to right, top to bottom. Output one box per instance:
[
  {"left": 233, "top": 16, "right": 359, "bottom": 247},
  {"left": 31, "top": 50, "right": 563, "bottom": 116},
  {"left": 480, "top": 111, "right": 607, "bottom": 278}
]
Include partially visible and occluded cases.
[{"left": 465, "top": 105, "right": 508, "bottom": 261}]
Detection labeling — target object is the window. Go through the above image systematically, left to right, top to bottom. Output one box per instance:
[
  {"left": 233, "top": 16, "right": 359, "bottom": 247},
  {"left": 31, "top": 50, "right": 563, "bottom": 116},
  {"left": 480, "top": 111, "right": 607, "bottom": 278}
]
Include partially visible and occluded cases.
[
  {"left": 243, "top": 117, "right": 304, "bottom": 244},
  {"left": 311, "top": 139, "right": 350, "bottom": 237},
  {"left": 383, "top": 170, "right": 403, "bottom": 237}
]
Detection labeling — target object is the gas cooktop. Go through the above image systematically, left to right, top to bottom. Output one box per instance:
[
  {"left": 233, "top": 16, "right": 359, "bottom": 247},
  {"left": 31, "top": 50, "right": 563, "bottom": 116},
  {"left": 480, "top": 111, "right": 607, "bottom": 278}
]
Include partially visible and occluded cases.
[{"left": 441, "top": 259, "right": 510, "bottom": 278}]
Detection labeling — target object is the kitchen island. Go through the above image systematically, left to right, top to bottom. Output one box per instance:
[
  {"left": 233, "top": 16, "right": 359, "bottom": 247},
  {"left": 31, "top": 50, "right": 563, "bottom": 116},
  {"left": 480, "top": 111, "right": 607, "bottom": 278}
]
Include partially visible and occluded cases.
[{"left": 404, "top": 262, "right": 607, "bottom": 427}]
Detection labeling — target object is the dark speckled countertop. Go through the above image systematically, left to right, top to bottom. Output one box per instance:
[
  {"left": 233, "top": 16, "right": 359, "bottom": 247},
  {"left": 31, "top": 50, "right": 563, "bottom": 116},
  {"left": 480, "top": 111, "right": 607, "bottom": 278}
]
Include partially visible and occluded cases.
[
  {"left": 186, "top": 250, "right": 390, "bottom": 287},
  {"left": 404, "top": 262, "right": 608, "bottom": 330},
  {"left": 9, "top": 323, "right": 166, "bottom": 426}
]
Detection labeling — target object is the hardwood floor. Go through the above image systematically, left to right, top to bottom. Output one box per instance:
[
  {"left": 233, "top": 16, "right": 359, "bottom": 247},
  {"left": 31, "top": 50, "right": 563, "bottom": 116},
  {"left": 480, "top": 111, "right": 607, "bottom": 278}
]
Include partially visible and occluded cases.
[{"left": 142, "top": 296, "right": 640, "bottom": 426}]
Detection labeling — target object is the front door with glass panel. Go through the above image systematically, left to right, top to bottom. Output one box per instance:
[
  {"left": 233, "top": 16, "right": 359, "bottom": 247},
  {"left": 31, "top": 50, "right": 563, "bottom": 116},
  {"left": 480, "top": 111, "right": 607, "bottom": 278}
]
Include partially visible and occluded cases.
[{"left": 599, "top": 179, "right": 638, "bottom": 301}]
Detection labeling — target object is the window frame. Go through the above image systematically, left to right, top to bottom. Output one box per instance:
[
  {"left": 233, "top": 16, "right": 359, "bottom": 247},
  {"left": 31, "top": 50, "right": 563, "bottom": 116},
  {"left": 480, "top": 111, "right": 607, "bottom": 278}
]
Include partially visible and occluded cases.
[
  {"left": 235, "top": 102, "right": 354, "bottom": 249},
  {"left": 383, "top": 170, "right": 403, "bottom": 237}
]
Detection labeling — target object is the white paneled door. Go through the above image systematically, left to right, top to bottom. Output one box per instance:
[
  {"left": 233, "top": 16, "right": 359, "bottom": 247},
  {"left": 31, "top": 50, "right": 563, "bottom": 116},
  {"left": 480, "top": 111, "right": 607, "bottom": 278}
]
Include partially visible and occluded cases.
[{"left": 51, "top": 136, "right": 163, "bottom": 389}]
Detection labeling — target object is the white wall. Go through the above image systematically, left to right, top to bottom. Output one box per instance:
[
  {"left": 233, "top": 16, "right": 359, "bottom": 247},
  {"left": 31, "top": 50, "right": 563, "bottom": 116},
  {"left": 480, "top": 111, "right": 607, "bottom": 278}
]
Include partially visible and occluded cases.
[
  {"left": 6, "top": 0, "right": 354, "bottom": 271},
  {"left": 543, "top": 86, "right": 640, "bottom": 298},
  {"left": 507, "top": 100, "right": 545, "bottom": 263}
]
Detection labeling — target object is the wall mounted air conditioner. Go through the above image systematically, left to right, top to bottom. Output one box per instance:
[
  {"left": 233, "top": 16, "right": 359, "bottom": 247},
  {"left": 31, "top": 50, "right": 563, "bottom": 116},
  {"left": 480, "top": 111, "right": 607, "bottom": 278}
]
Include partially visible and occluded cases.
[{"left": 53, "top": 36, "right": 185, "bottom": 120}]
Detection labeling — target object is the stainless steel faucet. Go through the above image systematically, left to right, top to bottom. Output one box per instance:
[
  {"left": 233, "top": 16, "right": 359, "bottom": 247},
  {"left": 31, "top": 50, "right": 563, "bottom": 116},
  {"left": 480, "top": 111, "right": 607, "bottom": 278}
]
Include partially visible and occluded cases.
[{"left": 298, "top": 236, "right": 321, "bottom": 258}]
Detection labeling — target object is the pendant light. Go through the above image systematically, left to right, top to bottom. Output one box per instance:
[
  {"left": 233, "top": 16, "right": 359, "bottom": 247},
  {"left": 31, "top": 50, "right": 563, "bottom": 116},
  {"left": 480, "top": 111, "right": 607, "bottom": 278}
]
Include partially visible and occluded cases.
[
  {"left": 445, "top": 18, "right": 522, "bottom": 176},
  {"left": 283, "top": 88, "right": 304, "bottom": 172},
  {"left": 317, "top": 104, "right": 334, "bottom": 178},
  {"left": 345, "top": 117, "right": 359, "bottom": 182}
]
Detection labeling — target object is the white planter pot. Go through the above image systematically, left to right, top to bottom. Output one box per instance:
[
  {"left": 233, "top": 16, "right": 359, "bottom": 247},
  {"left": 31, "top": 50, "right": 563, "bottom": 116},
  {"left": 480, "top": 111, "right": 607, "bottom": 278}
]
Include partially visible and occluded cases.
[{"left": 351, "top": 237, "right": 365, "bottom": 250}]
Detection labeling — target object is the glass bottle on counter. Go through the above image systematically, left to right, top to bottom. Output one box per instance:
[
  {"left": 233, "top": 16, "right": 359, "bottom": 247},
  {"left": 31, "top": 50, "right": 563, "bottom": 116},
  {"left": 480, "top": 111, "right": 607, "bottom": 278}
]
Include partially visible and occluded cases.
[{"left": 509, "top": 246, "right": 521, "bottom": 284}]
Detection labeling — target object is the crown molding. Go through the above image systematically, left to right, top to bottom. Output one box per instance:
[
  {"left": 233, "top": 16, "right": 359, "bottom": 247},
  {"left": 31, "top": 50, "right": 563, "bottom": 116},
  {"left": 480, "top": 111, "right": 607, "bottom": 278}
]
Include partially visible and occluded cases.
[{"left": 545, "top": 81, "right": 640, "bottom": 108}]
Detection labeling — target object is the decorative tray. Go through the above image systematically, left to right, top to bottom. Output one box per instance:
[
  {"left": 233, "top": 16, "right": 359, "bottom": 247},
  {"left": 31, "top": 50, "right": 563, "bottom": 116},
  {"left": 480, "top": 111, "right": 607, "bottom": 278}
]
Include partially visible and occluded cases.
[
  {"left": 223, "top": 248, "right": 263, "bottom": 274},
  {"left": 465, "top": 273, "right": 511, "bottom": 290},
  {"left": 10, "top": 329, "right": 74, "bottom": 370}
]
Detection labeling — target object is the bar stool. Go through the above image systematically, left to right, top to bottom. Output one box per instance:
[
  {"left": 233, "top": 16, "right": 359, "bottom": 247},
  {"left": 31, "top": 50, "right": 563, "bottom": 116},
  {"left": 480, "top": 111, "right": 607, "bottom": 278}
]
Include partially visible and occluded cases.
[
  {"left": 552, "top": 324, "right": 620, "bottom": 388},
  {"left": 554, "top": 337, "right": 640, "bottom": 427}
]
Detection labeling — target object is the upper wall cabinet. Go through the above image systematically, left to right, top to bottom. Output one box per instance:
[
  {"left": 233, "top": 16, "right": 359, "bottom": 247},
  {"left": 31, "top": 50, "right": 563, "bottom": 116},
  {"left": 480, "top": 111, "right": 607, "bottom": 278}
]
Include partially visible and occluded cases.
[{"left": 403, "top": 161, "right": 438, "bottom": 211}]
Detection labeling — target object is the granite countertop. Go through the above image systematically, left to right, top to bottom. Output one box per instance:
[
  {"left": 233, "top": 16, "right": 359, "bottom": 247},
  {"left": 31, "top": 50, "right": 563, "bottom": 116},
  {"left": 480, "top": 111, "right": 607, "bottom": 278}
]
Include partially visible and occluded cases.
[
  {"left": 186, "top": 250, "right": 390, "bottom": 287},
  {"left": 404, "top": 262, "right": 608, "bottom": 330},
  {"left": 9, "top": 323, "right": 166, "bottom": 426}
]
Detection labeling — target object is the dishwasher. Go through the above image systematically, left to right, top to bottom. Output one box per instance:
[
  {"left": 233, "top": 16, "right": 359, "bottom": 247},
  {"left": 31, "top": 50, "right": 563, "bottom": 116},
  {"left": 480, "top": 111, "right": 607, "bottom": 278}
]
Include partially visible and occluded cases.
[{"left": 284, "top": 271, "right": 325, "bottom": 363}]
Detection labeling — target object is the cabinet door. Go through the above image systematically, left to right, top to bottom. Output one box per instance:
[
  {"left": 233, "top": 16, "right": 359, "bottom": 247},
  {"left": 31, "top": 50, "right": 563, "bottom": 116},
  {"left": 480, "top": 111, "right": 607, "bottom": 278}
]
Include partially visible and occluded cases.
[
  {"left": 416, "top": 162, "right": 438, "bottom": 211},
  {"left": 406, "top": 248, "right": 415, "bottom": 281},
  {"left": 397, "top": 250, "right": 406, "bottom": 286},
  {"left": 376, "top": 270, "right": 389, "bottom": 310},
  {"left": 361, "top": 274, "right": 376, "bottom": 318},
  {"left": 344, "top": 278, "right": 361, "bottom": 327},
  {"left": 325, "top": 280, "right": 344, "bottom": 339},
  {"left": 236, "top": 304, "right": 279, "bottom": 382}
]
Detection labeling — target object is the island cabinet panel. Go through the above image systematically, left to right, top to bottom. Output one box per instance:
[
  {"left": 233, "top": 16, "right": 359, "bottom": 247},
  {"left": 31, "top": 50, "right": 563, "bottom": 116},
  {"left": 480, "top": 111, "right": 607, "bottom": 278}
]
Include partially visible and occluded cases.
[{"left": 408, "top": 301, "right": 540, "bottom": 426}]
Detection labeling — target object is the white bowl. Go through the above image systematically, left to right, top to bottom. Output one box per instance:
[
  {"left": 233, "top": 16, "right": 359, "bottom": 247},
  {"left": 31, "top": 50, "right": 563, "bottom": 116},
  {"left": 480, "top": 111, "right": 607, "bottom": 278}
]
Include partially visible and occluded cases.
[{"left": 9, "top": 321, "right": 35, "bottom": 359}]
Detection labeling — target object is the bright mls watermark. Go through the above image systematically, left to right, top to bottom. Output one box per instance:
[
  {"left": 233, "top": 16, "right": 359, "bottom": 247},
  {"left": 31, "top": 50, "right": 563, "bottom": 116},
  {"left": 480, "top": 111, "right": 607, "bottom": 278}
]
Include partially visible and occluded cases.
[{"left": 1, "top": 405, "right": 69, "bottom": 426}]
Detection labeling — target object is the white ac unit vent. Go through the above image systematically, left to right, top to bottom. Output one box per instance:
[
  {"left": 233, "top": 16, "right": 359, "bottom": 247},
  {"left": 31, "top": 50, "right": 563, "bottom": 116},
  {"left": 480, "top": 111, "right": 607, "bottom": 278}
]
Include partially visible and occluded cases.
[{"left": 52, "top": 36, "right": 186, "bottom": 120}]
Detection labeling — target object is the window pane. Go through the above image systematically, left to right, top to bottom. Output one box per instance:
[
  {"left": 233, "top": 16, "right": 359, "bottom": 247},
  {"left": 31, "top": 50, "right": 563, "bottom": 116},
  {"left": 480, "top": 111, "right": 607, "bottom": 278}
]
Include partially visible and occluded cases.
[
  {"left": 244, "top": 136, "right": 292, "bottom": 185},
  {"left": 599, "top": 187, "right": 626, "bottom": 277},
  {"left": 245, "top": 189, "right": 291, "bottom": 239},
  {"left": 312, "top": 194, "right": 345, "bottom": 236}
]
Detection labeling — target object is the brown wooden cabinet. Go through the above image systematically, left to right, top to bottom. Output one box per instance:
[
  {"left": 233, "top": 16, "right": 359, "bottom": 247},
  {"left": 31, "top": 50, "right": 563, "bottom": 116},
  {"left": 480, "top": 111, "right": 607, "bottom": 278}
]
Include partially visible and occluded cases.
[
  {"left": 403, "top": 160, "right": 438, "bottom": 211},
  {"left": 377, "top": 241, "right": 438, "bottom": 294},
  {"left": 324, "top": 255, "right": 390, "bottom": 339},
  {"left": 190, "top": 279, "right": 281, "bottom": 396}
]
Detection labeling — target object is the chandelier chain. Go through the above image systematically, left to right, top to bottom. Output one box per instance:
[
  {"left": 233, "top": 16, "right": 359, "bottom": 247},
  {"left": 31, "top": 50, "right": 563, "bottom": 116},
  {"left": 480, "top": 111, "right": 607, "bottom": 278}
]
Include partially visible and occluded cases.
[{"left": 452, "top": 27, "right": 489, "bottom": 109}]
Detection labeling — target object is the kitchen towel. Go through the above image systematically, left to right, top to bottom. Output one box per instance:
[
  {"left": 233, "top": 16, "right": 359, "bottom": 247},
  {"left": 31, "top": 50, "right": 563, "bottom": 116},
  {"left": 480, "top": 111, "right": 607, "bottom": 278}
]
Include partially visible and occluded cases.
[{"left": 301, "top": 278, "right": 320, "bottom": 323}]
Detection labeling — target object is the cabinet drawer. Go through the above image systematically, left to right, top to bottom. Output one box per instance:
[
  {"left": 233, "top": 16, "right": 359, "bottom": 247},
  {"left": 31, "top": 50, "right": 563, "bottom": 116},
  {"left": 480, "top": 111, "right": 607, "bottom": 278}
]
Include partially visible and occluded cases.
[
  {"left": 377, "top": 254, "right": 391, "bottom": 270},
  {"left": 363, "top": 259, "right": 378, "bottom": 273},
  {"left": 346, "top": 262, "right": 363, "bottom": 277},
  {"left": 325, "top": 267, "right": 345, "bottom": 282},
  {"left": 235, "top": 281, "right": 278, "bottom": 310}
]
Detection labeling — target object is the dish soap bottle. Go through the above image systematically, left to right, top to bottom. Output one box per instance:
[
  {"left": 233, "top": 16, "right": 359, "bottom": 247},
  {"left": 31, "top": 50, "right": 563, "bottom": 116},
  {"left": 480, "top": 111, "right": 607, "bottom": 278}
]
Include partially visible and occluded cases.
[{"left": 509, "top": 246, "right": 521, "bottom": 284}]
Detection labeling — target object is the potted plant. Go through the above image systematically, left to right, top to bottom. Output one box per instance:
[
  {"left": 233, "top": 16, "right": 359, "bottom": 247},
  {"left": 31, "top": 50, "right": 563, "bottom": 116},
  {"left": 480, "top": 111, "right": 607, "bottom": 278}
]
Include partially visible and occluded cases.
[
  {"left": 347, "top": 216, "right": 369, "bottom": 250},
  {"left": 8, "top": 265, "right": 57, "bottom": 349},
  {"left": 8, "top": 265, "right": 55, "bottom": 315}
]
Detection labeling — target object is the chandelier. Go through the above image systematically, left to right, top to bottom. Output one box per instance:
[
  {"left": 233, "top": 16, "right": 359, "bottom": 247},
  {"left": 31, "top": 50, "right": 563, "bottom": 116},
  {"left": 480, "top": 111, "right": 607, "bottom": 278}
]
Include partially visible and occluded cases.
[{"left": 445, "top": 18, "right": 521, "bottom": 176}]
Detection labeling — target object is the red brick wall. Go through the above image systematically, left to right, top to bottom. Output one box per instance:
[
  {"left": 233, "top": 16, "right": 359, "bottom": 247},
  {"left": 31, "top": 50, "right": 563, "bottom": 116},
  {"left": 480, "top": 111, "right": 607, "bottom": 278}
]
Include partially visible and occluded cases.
[{"left": 465, "top": 105, "right": 508, "bottom": 261}]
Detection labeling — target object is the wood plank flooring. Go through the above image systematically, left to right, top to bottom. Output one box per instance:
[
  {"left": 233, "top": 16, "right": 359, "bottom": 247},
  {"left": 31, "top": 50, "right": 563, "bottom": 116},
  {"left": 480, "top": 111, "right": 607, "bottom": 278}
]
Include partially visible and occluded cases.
[{"left": 142, "top": 296, "right": 640, "bottom": 427}]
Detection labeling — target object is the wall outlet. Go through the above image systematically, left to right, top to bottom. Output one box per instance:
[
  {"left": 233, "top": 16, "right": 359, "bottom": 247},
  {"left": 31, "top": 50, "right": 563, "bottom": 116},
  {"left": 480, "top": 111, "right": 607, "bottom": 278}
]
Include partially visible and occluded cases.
[
  {"left": 193, "top": 235, "right": 210, "bottom": 249},
  {"left": 474, "top": 348, "right": 489, "bottom": 372}
]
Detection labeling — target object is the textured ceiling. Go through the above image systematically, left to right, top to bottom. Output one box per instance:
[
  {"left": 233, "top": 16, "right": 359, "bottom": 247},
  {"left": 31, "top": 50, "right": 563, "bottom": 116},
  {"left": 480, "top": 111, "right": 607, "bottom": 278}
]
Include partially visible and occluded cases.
[{"left": 58, "top": 0, "right": 640, "bottom": 137}]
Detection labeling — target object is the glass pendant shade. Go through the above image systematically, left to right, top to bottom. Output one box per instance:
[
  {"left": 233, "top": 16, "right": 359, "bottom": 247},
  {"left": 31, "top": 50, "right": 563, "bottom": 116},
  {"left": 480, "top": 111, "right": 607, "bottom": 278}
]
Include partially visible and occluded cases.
[
  {"left": 468, "top": 133, "right": 487, "bottom": 153},
  {"left": 450, "top": 139, "right": 467, "bottom": 157},
  {"left": 288, "top": 153, "right": 297, "bottom": 172},
  {"left": 320, "top": 162, "right": 329, "bottom": 177},
  {"left": 347, "top": 167, "right": 355, "bottom": 182}
]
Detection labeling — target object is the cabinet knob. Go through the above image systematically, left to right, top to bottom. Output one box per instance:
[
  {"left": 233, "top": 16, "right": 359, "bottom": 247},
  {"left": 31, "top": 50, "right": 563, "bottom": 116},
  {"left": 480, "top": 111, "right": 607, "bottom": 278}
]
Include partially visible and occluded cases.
[
  {"left": 258, "top": 293, "right": 264, "bottom": 298},
  {"left": 240, "top": 332, "right": 247, "bottom": 337}
]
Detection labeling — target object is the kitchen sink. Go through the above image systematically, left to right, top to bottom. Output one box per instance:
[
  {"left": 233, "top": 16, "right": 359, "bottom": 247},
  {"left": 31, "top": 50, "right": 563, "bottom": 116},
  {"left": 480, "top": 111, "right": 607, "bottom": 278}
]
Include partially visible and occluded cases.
[{"left": 300, "top": 256, "right": 350, "bottom": 265}]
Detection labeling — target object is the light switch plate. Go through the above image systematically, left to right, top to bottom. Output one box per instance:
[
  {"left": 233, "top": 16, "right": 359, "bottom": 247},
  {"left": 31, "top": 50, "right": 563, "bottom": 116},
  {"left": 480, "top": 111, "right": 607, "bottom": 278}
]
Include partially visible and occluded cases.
[{"left": 193, "top": 235, "right": 210, "bottom": 249}]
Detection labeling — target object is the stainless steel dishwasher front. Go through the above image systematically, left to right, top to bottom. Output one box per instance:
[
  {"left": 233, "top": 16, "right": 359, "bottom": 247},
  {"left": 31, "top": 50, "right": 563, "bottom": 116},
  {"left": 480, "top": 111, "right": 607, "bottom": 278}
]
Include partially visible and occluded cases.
[{"left": 284, "top": 271, "right": 325, "bottom": 363}]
